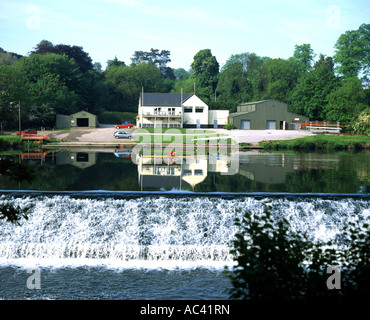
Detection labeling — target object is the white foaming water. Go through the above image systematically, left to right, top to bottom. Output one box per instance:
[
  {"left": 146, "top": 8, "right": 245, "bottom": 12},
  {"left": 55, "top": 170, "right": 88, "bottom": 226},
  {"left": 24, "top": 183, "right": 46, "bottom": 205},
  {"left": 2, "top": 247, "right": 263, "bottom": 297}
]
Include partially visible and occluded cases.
[{"left": 0, "top": 195, "right": 369, "bottom": 270}]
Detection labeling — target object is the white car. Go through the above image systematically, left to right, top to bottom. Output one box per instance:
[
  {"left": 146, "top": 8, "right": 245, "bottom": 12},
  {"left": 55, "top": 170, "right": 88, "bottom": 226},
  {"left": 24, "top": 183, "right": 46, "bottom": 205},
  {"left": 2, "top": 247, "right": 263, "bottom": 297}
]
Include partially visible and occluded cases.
[{"left": 114, "top": 131, "right": 133, "bottom": 139}]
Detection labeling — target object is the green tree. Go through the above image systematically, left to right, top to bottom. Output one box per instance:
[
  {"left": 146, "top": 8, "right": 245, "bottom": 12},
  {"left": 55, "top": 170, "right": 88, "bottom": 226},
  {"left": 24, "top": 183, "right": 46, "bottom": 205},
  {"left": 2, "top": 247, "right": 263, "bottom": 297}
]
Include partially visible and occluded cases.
[
  {"left": 334, "top": 23, "right": 370, "bottom": 78},
  {"left": 31, "top": 40, "right": 94, "bottom": 73},
  {"left": 290, "top": 43, "right": 315, "bottom": 75},
  {"left": 131, "top": 48, "right": 174, "bottom": 79},
  {"left": 191, "top": 49, "right": 219, "bottom": 101},
  {"left": 0, "top": 51, "right": 19, "bottom": 66},
  {"left": 17, "top": 53, "right": 83, "bottom": 114},
  {"left": 290, "top": 55, "right": 339, "bottom": 120},
  {"left": 106, "top": 56, "right": 126, "bottom": 68},
  {"left": 216, "top": 56, "right": 252, "bottom": 110},
  {"left": 254, "top": 58, "right": 298, "bottom": 103},
  {"left": 105, "top": 62, "right": 170, "bottom": 112},
  {"left": 0, "top": 64, "right": 30, "bottom": 129},
  {"left": 174, "top": 68, "right": 189, "bottom": 80},
  {"left": 324, "top": 77, "right": 367, "bottom": 125},
  {"left": 25, "top": 103, "right": 55, "bottom": 127},
  {"left": 350, "top": 108, "right": 370, "bottom": 135},
  {"left": 228, "top": 204, "right": 369, "bottom": 300}
]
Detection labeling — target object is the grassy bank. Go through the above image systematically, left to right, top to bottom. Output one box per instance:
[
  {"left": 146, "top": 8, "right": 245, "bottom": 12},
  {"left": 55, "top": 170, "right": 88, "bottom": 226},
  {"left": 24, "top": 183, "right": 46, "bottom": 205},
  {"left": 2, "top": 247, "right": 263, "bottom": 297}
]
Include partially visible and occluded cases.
[
  {"left": 0, "top": 134, "right": 55, "bottom": 151},
  {"left": 259, "top": 134, "right": 370, "bottom": 151},
  {"left": 0, "top": 135, "right": 24, "bottom": 150}
]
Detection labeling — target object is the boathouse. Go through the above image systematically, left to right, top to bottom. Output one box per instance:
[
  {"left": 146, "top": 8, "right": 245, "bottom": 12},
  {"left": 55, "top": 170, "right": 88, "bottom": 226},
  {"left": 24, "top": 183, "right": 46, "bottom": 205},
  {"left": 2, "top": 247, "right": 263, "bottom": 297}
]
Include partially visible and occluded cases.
[{"left": 229, "top": 100, "right": 309, "bottom": 130}]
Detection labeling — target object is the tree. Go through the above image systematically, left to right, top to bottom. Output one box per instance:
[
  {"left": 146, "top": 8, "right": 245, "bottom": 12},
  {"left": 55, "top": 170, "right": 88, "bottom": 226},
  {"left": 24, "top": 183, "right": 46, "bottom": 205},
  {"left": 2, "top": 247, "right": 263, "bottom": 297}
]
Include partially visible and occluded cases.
[
  {"left": 334, "top": 23, "right": 370, "bottom": 78},
  {"left": 31, "top": 40, "right": 94, "bottom": 72},
  {"left": 290, "top": 44, "right": 315, "bottom": 75},
  {"left": 131, "top": 48, "right": 174, "bottom": 79},
  {"left": 191, "top": 49, "right": 219, "bottom": 100},
  {"left": 0, "top": 51, "right": 19, "bottom": 66},
  {"left": 18, "top": 53, "right": 83, "bottom": 114},
  {"left": 290, "top": 54, "right": 339, "bottom": 120},
  {"left": 216, "top": 55, "right": 253, "bottom": 109},
  {"left": 106, "top": 56, "right": 126, "bottom": 68},
  {"left": 254, "top": 58, "right": 298, "bottom": 103},
  {"left": 93, "top": 62, "right": 103, "bottom": 73},
  {"left": 104, "top": 62, "right": 170, "bottom": 112},
  {"left": 0, "top": 64, "right": 30, "bottom": 129},
  {"left": 174, "top": 68, "right": 189, "bottom": 80},
  {"left": 324, "top": 77, "right": 367, "bottom": 125},
  {"left": 26, "top": 103, "right": 55, "bottom": 127},
  {"left": 350, "top": 107, "right": 370, "bottom": 135},
  {"left": 228, "top": 204, "right": 370, "bottom": 300}
]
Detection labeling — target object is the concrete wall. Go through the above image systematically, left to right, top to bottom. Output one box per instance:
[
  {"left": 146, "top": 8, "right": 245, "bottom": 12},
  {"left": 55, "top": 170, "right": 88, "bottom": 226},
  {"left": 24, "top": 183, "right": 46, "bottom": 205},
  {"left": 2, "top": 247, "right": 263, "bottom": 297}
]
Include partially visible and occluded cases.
[{"left": 208, "top": 110, "right": 229, "bottom": 128}]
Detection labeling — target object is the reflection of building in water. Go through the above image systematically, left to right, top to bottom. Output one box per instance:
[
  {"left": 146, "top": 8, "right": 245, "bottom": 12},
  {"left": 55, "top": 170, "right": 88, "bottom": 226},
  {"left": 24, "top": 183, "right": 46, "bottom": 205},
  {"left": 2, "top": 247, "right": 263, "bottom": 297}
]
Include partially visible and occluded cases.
[
  {"left": 136, "top": 151, "right": 343, "bottom": 190},
  {"left": 55, "top": 152, "right": 97, "bottom": 169},
  {"left": 238, "top": 152, "right": 340, "bottom": 184},
  {"left": 136, "top": 154, "right": 231, "bottom": 191}
]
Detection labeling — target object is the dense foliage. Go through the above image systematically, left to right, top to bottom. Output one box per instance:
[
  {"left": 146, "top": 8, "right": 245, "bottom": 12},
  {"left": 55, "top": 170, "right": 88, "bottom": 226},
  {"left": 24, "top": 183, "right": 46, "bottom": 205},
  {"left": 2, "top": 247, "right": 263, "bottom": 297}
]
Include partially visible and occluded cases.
[
  {"left": 0, "top": 23, "right": 369, "bottom": 133},
  {"left": 228, "top": 204, "right": 369, "bottom": 300}
]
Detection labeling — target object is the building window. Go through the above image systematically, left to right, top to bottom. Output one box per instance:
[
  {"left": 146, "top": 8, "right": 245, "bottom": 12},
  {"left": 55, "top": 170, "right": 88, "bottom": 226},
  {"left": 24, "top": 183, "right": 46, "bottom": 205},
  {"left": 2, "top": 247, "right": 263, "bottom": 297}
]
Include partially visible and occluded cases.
[
  {"left": 184, "top": 107, "right": 193, "bottom": 113},
  {"left": 195, "top": 107, "right": 204, "bottom": 113},
  {"left": 154, "top": 108, "right": 162, "bottom": 115}
]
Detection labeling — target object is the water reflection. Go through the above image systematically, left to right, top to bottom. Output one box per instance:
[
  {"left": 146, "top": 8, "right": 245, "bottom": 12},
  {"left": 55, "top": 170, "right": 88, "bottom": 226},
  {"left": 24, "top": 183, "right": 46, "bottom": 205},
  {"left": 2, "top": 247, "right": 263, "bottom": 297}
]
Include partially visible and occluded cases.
[{"left": 1, "top": 149, "right": 369, "bottom": 193}]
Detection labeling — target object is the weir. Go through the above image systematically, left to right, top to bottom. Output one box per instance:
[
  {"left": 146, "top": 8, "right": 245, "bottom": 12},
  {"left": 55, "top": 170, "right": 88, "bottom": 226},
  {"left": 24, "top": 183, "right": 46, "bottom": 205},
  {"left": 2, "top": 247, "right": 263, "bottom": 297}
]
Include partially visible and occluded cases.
[{"left": 1, "top": 193, "right": 369, "bottom": 270}]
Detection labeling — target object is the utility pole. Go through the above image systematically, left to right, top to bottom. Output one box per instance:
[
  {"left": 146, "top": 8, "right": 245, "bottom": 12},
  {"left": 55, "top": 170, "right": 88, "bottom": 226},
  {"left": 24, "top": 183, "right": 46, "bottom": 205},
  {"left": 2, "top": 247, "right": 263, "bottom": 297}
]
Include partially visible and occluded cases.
[{"left": 18, "top": 101, "right": 21, "bottom": 133}]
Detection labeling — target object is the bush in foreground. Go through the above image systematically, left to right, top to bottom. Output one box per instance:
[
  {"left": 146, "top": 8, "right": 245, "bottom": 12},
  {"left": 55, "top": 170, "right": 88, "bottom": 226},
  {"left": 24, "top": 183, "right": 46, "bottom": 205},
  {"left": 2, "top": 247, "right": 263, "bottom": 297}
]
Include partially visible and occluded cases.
[{"left": 227, "top": 205, "right": 369, "bottom": 300}]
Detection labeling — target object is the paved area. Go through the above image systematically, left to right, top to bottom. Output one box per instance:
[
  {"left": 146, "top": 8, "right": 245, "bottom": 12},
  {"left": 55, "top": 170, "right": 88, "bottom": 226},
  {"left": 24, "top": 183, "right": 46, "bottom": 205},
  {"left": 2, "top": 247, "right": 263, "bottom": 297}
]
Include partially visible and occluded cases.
[
  {"left": 48, "top": 126, "right": 314, "bottom": 144},
  {"left": 213, "top": 128, "right": 314, "bottom": 144}
]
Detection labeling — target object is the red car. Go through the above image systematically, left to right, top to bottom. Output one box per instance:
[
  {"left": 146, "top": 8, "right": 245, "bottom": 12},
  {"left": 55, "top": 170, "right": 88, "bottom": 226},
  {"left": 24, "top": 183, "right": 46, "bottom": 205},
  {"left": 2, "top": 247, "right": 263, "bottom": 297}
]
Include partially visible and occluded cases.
[
  {"left": 115, "top": 121, "right": 133, "bottom": 129},
  {"left": 16, "top": 129, "right": 37, "bottom": 136}
]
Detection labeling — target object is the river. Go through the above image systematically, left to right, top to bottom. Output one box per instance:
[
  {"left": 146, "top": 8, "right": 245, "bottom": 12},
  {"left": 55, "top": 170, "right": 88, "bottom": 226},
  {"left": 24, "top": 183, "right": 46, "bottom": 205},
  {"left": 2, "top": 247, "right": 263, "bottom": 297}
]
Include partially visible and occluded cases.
[{"left": 0, "top": 150, "right": 369, "bottom": 299}]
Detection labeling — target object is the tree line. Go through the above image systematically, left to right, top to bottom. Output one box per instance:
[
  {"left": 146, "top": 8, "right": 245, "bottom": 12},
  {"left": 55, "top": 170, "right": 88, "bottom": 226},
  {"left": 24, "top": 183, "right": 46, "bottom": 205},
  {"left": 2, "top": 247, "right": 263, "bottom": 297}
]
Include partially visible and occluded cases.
[{"left": 0, "top": 23, "right": 369, "bottom": 133}]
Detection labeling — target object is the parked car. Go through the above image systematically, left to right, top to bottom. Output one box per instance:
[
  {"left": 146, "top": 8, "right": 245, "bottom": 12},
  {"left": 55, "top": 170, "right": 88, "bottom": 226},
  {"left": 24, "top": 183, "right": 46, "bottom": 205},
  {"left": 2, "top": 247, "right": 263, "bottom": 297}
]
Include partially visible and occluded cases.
[
  {"left": 115, "top": 121, "right": 133, "bottom": 129},
  {"left": 16, "top": 129, "right": 37, "bottom": 136},
  {"left": 114, "top": 131, "right": 133, "bottom": 139},
  {"left": 114, "top": 149, "right": 132, "bottom": 158}
]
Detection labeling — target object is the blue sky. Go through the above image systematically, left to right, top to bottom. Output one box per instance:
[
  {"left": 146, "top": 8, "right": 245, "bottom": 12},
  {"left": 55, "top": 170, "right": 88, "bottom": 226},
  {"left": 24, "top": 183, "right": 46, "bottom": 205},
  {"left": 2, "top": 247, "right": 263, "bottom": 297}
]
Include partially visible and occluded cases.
[{"left": 0, "top": 0, "right": 369, "bottom": 70}]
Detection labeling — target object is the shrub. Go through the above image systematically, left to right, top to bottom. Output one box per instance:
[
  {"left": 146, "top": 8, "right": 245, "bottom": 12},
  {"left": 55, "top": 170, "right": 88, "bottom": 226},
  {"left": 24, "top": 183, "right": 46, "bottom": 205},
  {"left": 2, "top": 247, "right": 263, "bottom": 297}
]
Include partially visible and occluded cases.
[
  {"left": 223, "top": 123, "right": 235, "bottom": 130},
  {"left": 227, "top": 204, "right": 369, "bottom": 301}
]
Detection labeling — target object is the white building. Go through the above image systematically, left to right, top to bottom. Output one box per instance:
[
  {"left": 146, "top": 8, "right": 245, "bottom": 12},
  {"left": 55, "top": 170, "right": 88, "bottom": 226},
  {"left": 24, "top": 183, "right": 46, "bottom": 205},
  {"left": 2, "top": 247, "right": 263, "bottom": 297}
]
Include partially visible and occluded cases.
[{"left": 137, "top": 93, "right": 229, "bottom": 129}]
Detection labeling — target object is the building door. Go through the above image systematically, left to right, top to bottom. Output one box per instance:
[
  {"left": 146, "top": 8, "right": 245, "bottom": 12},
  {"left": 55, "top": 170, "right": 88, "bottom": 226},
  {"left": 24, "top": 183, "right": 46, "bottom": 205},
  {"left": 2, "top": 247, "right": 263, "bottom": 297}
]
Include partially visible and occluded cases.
[
  {"left": 77, "top": 118, "right": 89, "bottom": 127},
  {"left": 196, "top": 119, "right": 200, "bottom": 128},
  {"left": 214, "top": 120, "right": 217, "bottom": 128},
  {"left": 240, "top": 120, "right": 250, "bottom": 129},
  {"left": 266, "top": 120, "right": 276, "bottom": 130}
]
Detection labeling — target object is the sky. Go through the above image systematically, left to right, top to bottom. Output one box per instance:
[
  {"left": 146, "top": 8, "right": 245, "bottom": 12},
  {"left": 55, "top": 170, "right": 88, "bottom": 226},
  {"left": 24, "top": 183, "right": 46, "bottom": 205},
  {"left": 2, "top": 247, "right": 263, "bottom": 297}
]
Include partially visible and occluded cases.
[{"left": 0, "top": 0, "right": 369, "bottom": 70}]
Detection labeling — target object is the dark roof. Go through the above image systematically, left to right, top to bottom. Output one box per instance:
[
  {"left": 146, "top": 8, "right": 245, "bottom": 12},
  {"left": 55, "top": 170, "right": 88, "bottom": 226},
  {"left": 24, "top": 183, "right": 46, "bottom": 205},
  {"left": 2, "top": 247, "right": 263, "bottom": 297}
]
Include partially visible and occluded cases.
[
  {"left": 140, "top": 93, "right": 193, "bottom": 106},
  {"left": 239, "top": 99, "right": 287, "bottom": 106},
  {"left": 239, "top": 100, "right": 271, "bottom": 106}
]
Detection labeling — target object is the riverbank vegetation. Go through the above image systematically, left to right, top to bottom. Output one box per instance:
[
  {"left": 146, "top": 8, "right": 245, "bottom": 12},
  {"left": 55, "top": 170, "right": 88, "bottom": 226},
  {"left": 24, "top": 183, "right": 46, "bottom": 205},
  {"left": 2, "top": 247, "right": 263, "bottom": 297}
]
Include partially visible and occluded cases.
[
  {"left": 1, "top": 24, "right": 369, "bottom": 134},
  {"left": 259, "top": 134, "right": 370, "bottom": 151},
  {"left": 228, "top": 204, "right": 369, "bottom": 300}
]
